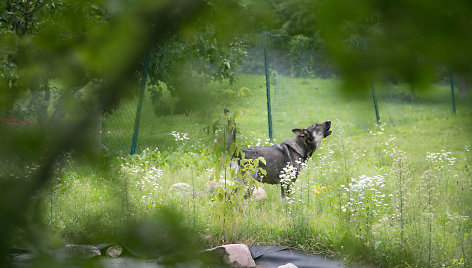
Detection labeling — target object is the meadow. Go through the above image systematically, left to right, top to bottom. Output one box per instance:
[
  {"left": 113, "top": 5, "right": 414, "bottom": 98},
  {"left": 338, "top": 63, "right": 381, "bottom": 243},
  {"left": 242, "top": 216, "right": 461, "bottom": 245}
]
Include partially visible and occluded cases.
[{"left": 38, "top": 75, "right": 471, "bottom": 267}]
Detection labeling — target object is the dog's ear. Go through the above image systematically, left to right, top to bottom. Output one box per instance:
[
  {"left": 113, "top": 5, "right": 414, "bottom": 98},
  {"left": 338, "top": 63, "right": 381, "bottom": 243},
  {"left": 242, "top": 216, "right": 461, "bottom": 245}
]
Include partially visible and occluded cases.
[{"left": 292, "top": 128, "right": 308, "bottom": 137}]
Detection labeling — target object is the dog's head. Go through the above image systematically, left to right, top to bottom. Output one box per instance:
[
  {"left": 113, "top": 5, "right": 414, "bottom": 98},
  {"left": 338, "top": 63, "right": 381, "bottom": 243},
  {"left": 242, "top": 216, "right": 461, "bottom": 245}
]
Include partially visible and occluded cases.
[{"left": 292, "top": 120, "right": 332, "bottom": 149}]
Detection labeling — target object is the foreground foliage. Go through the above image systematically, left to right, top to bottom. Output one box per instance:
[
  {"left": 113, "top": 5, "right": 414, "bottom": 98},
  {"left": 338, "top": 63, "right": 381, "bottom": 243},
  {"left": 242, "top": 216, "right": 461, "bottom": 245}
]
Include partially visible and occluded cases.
[{"left": 41, "top": 104, "right": 471, "bottom": 267}]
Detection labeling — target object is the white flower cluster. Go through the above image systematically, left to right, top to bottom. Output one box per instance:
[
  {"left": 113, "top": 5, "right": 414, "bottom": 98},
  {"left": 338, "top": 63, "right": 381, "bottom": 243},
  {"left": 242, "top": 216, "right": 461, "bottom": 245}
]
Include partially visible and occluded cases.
[
  {"left": 369, "top": 123, "right": 385, "bottom": 136},
  {"left": 369, "top": 123, "right": 401, "bottom": 159},
  {"left": 170, "top": 131, "right": 190, "bottom": 142},
  {"left": 189, "top": 138, "right": 205, "bottom": 151},
  {"left": 426, "top": 150, "right": 456, "bottom": 171},
  {"left": 121, "top": 154, "right": 163, "bottom": 214},
  {"left": 295, "top": 158, "right": 307, "bottom": 169},
  {"left": 120, "top": 162, "right": 140, "bottom": 175},
  {"left": 122, "top": 162, "right": 162, "bottom": 192},
  {"left": 279, "top": 162, "right": 298, "bottom": 199},
  {"left": 279, "top": 162, "right": 298, "bottom": 185},
  {"left": 25, "top": 163, "right": 40, "bottom": 179},
  {"left": 133, "top": 166, "right": 162, "bottom": 213},
  {"left": 136, "top": 166, "right": 162, "bottom": 191},
  {"left": 340, "top": 175, "right": 388, "bottom": 218},
  {"left": 137, "top": 195, "right": 158, "bottom": 211}
]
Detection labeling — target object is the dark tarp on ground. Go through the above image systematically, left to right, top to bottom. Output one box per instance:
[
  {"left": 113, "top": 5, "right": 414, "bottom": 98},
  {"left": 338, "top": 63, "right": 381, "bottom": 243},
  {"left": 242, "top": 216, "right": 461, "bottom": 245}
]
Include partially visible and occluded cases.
[
  {"left": 10, "top": 244, "right": 348, "bottom": 268},
  {"left": 249, "top": 246, "right": 345, "bottom": 268}
]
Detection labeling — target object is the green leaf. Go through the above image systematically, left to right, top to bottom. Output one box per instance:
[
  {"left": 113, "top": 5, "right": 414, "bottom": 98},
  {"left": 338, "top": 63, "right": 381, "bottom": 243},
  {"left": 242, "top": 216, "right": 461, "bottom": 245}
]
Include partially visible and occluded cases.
[
  {"left": 229, "top": 142, "right": 240, "bottom": 156},
  {"left": 257, "top": 156, "right": 266, "bottom": 165},
  {"left": 259, "top": 167, "right": 267, "bottom": 176}
]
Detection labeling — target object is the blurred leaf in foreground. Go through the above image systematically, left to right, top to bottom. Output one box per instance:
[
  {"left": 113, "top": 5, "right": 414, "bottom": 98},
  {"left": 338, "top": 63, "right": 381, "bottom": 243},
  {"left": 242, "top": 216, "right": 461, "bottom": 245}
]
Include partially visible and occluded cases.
[
  {"left": 0, "top": 0, "right": 208, "bottom": 265},
  {"left": 316, "top": 0, "right": 472, "bottom": 90}
]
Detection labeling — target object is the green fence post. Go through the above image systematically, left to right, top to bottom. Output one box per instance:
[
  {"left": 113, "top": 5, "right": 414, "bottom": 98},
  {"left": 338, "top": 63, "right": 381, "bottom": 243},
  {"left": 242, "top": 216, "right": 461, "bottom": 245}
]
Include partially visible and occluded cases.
[
  {"left": 264, "top": 33, "right": 273, "bottom": 141},
  {"left": 130, "top": 51, "right": 151, "bottom": 155},
  {"left": 449, "top": 73, "right": 456, "bottom": 114},
  {"left": 371, "top": 83, "right": 380, "bottom": 125}
]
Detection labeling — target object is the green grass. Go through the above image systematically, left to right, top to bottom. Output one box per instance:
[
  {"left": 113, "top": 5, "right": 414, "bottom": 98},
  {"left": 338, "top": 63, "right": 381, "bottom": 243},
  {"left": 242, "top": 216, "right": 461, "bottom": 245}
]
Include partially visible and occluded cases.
[{"left": 40, "top": 75, "right": 471, "bottom": 267}]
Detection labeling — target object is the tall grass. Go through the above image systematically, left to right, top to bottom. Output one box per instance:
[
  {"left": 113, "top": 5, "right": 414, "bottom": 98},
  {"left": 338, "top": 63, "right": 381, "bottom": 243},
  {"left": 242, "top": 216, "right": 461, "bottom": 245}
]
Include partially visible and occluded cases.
[{"left": 40, "top": 76, "right": 471, "bottom": 267}]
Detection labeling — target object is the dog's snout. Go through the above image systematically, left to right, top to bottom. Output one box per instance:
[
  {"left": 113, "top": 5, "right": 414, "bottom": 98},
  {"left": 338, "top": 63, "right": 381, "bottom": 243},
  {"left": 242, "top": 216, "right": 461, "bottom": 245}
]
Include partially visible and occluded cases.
[{"left": 326, "top": 120, "right": 331, "bottom": 126}]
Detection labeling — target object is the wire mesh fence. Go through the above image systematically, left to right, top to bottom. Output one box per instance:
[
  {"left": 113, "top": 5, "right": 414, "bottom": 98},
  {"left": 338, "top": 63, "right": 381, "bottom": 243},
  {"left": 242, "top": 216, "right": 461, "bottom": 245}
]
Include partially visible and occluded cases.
[
  {"left": 100, "top": 34, "right": 467, "bottom": 156},
  {"left": 262, "top": 34, "right": 462, "bottom": 141},
  {"left": 100, "top": 46, "right": 214, "bottom": 156}
]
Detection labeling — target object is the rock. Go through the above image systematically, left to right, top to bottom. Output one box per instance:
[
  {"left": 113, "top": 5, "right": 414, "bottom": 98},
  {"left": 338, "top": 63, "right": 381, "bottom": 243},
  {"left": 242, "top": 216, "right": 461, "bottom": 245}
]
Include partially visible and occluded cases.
[
  {"left": 205, "top": 179, "right": 234, "bottom": 193},
  {"left": 169, "top": 182, "right": 192, "bottom": 192},
  {"left": 169, "top": 183, "right": 205, "bottom": 198},
  {"left": 253, "top": 187, "right": 267, "bottom": 200},
  {"left": 196, "top": 190, "right": 206, "bottom": 197},
  {"left": 65, "top": 244, "right": 101, "bottom": 259},
  {"left": 205, "top": 244, "right": 256, "bottom": 267},
  {"left": 105, "top": 245, "right": 123, "bottom": 258},
  {"left": 11, "top": 254, "right": 35, "bottom": 262},
  {"left": 278, "top": 263, "right": 298, "bottom": 268}
]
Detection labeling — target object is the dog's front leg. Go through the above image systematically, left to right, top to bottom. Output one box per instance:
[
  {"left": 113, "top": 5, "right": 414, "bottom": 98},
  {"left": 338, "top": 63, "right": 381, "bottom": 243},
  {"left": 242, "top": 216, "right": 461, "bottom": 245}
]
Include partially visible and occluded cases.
[
  {"left": 244, "top": 170, "right": 259, "bottom": 199},
  {"left": 244, "top": 184, "right": 255, "bottom": 199},
  {"left": 280, "top": 184, "right": 289, "bottom": 199}
]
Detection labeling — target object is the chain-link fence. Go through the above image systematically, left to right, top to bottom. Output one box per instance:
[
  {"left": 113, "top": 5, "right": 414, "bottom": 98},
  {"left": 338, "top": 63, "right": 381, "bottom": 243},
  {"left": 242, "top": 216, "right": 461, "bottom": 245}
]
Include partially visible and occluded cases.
[
  {"left": 101, "top": 34, "right": 467, "bottom": 156},
  {"left": 261, "top": 34, "right": 463, "bottom": 142},
  {"left": 100, "top": 46, "right": 215, "bottom": 156}
]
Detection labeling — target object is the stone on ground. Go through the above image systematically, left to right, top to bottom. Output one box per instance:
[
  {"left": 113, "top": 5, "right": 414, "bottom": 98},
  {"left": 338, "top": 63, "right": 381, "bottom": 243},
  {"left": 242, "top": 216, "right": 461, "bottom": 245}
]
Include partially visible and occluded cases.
[
  {"left": 169, "top": 182, "right": 192, "bottom": 192},
  {"left": 253, "top": 187, "right": 267, "bottom": 200},
  {"left": 65, "top": 244, "right": 101, "bottom": 259},
  {"left": 205, "top": 244, "right": 256, "bottom": 267},
  {"left": 105, "top": 245, "right": 123, "bottom": 258}
]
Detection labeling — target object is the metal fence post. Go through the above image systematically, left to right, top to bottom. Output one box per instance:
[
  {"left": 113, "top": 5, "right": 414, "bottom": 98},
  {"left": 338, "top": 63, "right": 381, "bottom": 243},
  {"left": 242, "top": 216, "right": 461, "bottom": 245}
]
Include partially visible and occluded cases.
[
  {"left": 264, "top": 33, "right": 273, "bottom": 141},
  {"left": 130, "top": 51, "right": 151, "bottom": 155},
  {"left": 449, "top": 73, "right": 456, "bottom": 114},
  {"left": 371, "top": 83, "right": 380, "bottom": 125}
]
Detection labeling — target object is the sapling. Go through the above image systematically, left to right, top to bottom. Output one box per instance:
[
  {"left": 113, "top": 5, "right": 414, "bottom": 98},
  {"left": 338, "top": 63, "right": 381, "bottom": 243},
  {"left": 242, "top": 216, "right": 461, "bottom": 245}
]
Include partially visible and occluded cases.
[
  {"left": 391, "top": 148, "right": 410, "bottom": 248},
  {"left": 421, "top": 169, "right": 438, "bottom": 266}
]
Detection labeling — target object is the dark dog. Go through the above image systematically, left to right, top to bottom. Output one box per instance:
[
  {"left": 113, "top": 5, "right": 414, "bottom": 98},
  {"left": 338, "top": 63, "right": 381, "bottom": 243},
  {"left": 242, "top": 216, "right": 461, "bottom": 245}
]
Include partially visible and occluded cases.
[{"left": 234, "top": 121, "right": 332, "bottom": 197}]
